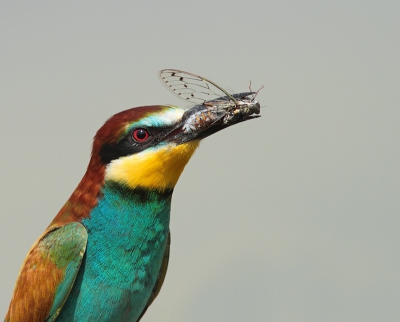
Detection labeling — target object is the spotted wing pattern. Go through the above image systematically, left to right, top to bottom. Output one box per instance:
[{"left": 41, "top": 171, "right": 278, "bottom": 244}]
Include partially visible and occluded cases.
[{"left": 158, "top": 69, "right": 237, "bottom": 105}]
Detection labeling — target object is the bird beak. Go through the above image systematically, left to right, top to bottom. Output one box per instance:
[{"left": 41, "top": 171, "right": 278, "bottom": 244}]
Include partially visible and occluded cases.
[{"left": 165, "top": 92, "right": 261, "bottom": 144}]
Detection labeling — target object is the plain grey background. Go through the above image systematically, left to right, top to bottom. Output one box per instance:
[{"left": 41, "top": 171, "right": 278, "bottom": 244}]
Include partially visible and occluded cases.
[{"left": 1, "top": 1, "right": 399, "bottom": 321}]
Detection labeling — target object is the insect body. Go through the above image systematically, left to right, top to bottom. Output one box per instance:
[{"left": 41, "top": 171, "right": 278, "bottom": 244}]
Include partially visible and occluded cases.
[
  {"left": 159, "top": 69, "right": 262, "bottom": 130},
  {"left": 181, "top": 105, "right": 226, "bottom": 134}
]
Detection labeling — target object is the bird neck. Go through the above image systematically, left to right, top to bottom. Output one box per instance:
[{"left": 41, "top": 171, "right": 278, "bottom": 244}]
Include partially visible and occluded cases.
[
  {"left": 50, "top": 140, "right": 198, "bottom": 228},
  {"left": 50, "top": 156, "right": 106, "bottom": 227},
  {"left": 81, "top": 180, "right": 173, "bottom": 237}
]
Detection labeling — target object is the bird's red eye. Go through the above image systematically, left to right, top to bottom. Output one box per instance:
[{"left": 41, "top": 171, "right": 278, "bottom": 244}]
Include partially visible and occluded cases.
[{"left": 132, "top": 128, "right": 149, "bottom": 142}]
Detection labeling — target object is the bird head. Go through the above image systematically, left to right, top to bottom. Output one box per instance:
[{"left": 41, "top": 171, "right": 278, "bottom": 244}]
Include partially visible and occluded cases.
[
  {"left": 51, "top": 102, "right": 259, "bottom": 226},
  {"left": 94, "top": 102, "right": 259, "bottom": 192}
]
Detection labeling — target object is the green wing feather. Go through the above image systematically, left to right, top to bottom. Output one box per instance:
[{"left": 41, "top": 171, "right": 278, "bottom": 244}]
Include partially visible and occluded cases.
[{"left": 5, "top": 222, "right": 88, "bottom": 322}]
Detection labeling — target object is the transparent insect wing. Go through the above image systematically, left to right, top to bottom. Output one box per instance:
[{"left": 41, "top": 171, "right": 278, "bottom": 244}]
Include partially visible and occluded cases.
[{"left": 159, "top": 69, "right": 237, "bottom": 105}]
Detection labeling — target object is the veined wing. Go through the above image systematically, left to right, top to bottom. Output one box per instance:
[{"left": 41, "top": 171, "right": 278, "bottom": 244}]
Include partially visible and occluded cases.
[{"left": 159, "top": 69, "right": 238, "bottom": 105}]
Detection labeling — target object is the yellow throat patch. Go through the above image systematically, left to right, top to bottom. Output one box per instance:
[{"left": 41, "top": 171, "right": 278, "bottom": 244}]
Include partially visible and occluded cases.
[{"left": 105, "top": 140, "right": 200, "bottom": 191}]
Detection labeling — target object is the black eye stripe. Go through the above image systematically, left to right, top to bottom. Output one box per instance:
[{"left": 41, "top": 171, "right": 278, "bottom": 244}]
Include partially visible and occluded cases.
[{"left": 100, "top": 126, "right": 174, "bottom": 164}]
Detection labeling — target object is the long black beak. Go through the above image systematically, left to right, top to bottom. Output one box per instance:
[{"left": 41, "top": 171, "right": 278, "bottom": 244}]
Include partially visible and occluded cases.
[{"left": 168, "top": 92, "right": 261, "bottom": 144}]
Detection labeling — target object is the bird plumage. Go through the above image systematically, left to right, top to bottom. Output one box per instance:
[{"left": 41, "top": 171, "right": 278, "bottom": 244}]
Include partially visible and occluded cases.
[{"left": 5, "top": 101, "right": 260, "bottom": 321}]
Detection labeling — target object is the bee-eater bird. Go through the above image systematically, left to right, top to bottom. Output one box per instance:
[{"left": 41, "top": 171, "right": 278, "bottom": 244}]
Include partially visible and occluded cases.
[{"left": 4, "top": 93, "right": 260, "bottom": 322}]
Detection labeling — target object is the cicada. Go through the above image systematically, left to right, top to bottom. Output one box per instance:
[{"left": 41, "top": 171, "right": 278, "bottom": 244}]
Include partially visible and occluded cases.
[{"left": 159, "top": 69, "right": 262, "bottom": 132}]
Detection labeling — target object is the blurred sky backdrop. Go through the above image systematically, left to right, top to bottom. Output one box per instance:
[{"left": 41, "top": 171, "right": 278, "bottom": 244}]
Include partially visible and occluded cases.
[{"left": 1, "top": 1, "right": 399, "bottom": 321}]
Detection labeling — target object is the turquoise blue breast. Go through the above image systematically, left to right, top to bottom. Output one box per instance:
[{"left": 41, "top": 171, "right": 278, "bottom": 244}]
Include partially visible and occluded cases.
[{"left": 57, "top": 182, "right": 172, "bottom": 322}]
